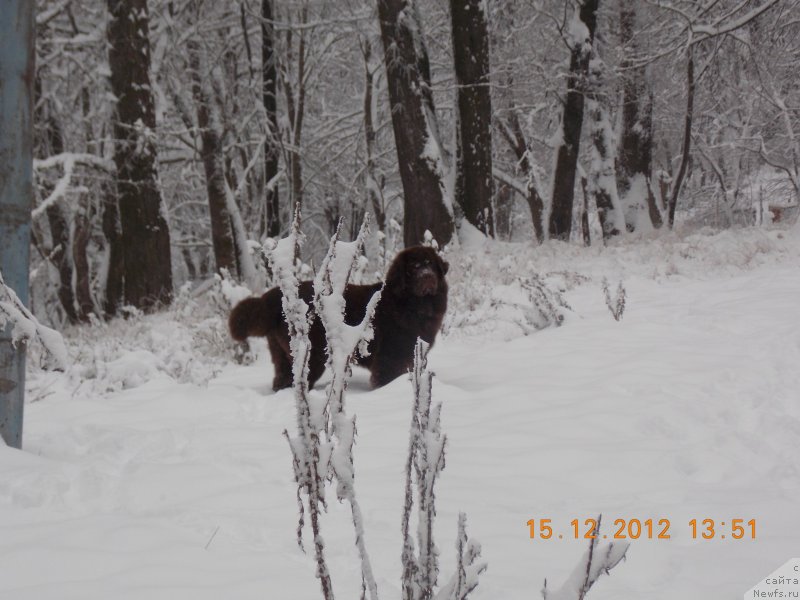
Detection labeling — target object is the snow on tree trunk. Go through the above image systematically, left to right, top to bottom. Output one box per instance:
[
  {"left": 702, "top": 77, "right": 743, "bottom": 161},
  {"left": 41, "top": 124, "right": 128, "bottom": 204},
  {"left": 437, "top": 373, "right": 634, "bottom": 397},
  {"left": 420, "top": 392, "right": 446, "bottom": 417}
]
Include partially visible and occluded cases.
[
  {"left": 107, "top": 0, "right": 173, "bottom": 310},
  {"left": 377, "top": 0, "right": 455, "bottom": 248},
  {"left": 450, "top": 0, "right": 494, "bottom": 236},
  {"left": 548, "top": 0, "right": 599, "bottom": 241},
  {"left": 617, "top": 0, "right": 662, "bottom": 231},
  {"left": 188, "top": 38, "right": 239, "bottom": 279},
  {"left": 586, "top": 62, "right": 624, "bottom": 240},
  {"left": 33, "top": 81, "right": 80, "bottom": 324},
  {"left": 496, "top": 111, "right": 546, "bottom": 242}
]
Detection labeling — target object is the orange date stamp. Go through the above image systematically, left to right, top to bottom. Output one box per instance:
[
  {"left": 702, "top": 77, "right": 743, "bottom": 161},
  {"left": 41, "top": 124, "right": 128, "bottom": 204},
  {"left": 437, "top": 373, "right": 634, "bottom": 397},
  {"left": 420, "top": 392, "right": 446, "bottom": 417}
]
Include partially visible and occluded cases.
[{"left": 527, "top": 518, "right": 757, "bottom": 540}]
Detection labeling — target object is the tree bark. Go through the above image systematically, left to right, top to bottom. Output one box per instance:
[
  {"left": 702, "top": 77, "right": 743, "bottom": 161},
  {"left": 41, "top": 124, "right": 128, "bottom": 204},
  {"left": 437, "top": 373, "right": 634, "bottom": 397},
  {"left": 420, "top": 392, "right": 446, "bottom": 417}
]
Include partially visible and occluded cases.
[
  {"left": 107, "top": 0, "right": 173, "bottom": 310},
  {"left": 261, "top": 0, "right": 281, "bottom": 238},
  {"left": 377, "top": 0, "right": 454, "bottom": 247},
  {"left": 451, "top": 0, "right": 494, "bottom": 235},
  {"left": 548, "top": 0, "right": 599, "bottom": 241},
  {"left": 617, "top": 1, "right": 662, "bottom": 230},
  {"left": 282, "top": 8, "right": 307, "bottom": 218},
  {"left": 362, "top": 38, "right": 386, "bottom": 233},
  {"left": 189, "top": 39, "right": 238, "bottom": 277},
  {"left": 668, "top": 47, "right": 695, "bottom": 228},
  {"left": 34, "top": 76, "right": 79, "bottom": 323},
  {"left": 587, "top": 95, "right": 623, "bottom": 240},
  {"left": 497, "top": 110, "right": 545, "bottom": 242},
  {"left": 102, "top": 181, "right": 125, "bottom": 317},
  {"left": 72, "top": 209, "right": 94, "bottom": 319}
]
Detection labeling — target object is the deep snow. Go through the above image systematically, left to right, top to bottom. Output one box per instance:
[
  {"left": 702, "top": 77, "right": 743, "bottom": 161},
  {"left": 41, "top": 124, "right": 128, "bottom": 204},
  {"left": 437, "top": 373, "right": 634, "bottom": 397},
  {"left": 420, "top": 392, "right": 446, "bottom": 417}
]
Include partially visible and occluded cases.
[{"left": 2, "top": 226, "right": 800, "bottom": 599}]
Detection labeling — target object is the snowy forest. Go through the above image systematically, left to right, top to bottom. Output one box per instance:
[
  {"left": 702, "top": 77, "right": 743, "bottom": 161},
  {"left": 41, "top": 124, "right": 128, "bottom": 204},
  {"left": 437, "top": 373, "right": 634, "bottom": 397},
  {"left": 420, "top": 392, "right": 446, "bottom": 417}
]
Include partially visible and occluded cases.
[
  {"left": 2, "top": 0, "right": 800, "bottom": 599},
  {"left": 23, "top": 0, "right": 799, "bottom": 320}
]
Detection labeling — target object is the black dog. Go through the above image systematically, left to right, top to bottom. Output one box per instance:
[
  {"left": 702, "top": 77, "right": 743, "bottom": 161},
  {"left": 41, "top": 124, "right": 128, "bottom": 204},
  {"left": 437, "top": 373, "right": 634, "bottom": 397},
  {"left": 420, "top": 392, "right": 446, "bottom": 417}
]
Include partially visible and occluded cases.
[{"left": 229, "top": 246, "right": 448, "bottom": 389}]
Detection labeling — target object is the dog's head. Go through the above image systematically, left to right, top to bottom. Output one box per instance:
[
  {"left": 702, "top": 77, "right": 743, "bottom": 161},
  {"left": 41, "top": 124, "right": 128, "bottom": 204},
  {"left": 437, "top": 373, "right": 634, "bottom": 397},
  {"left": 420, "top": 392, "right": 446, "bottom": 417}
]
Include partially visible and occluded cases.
[{"left": 385, "top": 246, "right": 449, "bottom": 298}]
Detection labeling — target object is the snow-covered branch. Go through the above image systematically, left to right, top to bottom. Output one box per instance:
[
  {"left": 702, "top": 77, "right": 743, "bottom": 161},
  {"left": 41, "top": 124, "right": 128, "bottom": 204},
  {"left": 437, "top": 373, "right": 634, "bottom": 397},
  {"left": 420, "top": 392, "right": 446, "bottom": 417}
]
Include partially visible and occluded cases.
[
  {"left": 32, "top": 153, "right": 114, "bottom": 219},
  {"left": 272, "top": 209, "right": 334, "bottom": 600},
  {"left": 314, "top": 215, "right": 382, "bottom": 600},
  {"left": 0, "top": 270, "right": 68, "bottom": 371},
  {"left": 402, "top": 340, "right": 486, "bottom": 600},
  {"left": 541, "top": 517, "right": 628, "bottom": 600}
]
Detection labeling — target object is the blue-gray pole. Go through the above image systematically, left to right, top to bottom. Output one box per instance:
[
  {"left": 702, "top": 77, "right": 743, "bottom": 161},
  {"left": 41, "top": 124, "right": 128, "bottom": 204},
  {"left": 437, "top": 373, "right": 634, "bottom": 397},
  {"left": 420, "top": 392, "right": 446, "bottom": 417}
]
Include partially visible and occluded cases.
[{"left": 0, "top": 0, "right": 35, "bottom": 449}]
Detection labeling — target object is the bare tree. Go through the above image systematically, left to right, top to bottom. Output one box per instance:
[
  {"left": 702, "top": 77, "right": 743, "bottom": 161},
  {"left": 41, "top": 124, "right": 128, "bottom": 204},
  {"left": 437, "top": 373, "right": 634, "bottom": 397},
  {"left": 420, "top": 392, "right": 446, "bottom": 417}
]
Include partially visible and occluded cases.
[
  {"left": 107, "top": 0, "right": 173, "bottom": 309},
  {"left": 262, "top": 0, "right": 282, "bottom": 238},
  {"left": 377, "top": 0, "right": 455, "bottom": 247},
  {"left": 451, "top": 0, "right": 494, "bottom": 236},
  {"left": 549, "top": 0, "right": 600, "bottom": 241},
  {"left": 617, "top": 0, "right": 662, "bottom": 231},
  {"left": 188, "top": 35, "right": 239, "bottom": 277},
  {"left": 667, "top": 45, "right": 694, "bottom": 229}
]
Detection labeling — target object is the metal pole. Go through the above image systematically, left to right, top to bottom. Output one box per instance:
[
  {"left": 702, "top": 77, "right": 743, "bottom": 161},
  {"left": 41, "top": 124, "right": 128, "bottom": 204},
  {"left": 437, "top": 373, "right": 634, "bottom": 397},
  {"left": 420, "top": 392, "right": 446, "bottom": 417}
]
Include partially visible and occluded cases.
[{"left": 0, "top": 0, "right": 35, "bottom": 449}]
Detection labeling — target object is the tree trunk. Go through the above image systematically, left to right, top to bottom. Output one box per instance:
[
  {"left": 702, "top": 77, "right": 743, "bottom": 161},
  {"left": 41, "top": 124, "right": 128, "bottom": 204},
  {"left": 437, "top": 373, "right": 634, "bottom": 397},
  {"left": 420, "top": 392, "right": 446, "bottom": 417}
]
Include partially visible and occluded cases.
[
  {"left": 107, "top": 0, "right": 173, "bottom": 310},
  {"left": 261, "top": 0, "right": 281, "bottom": 238},
  {"left": 377, "top": 0, "right": 454, "bottom": 248},
  {"left": 450, "top": 0, "right": 494, "bottom": 235},
  {"left": 548, "top": 0, "right": 599, "bottom": 241},
  {"left": 617, "top": 1, "right": 662, "bottom": 230},
  {"left": 283, "top": 8, "right": 307, "bottom": 218},
  {"left": 361, "top": 38, "right": 386, "bottom": 233},
  {"left": 189, "top": 39, "right": 238, "bottom": 277},
  {"left": 668, "top": 47, "right": 695, "bottom": 228},
  {"left": 585, "top": 61, "right": 624, "bottom": 241},
  {"left": 34, "top": 75, "right": 79, "bottom": 323},
  {"left": 587, "top": 99, "right": 624, "bottom": 240},
  {"left": 497, "top": 110, "right": 545, "bottom": 242},
  {"left": 37, "top": 112, "right": 80, "bottom": 322},
  {"left": 102, "top": 183, "right": 125, "bottom": 317},
  {"left": 47, "top": 205, "right": 79, "bottom": 322},
  {"left": 72, "top": 209, "right": 94, "bottom": 319}
]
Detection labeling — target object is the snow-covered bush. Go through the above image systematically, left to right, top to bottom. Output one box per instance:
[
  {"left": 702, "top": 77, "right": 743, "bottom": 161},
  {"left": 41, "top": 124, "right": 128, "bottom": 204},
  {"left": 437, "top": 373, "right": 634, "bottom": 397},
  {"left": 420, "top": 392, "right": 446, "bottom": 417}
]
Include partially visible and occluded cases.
[
  {"left": 273, "top": 215, "right": 486, "bottom": 600},
  {"left": 0, "top": 270, "right": 67, "bottom": 371},
  {"left": 62, "top": 275, "right": 247, "bottom": 393},
  {"left": 601, "top": 278, "right": 626, "bottom": 321},
  {"left": 402, "top": 340, "right": 486, "bottom": 600},
  {"left": 541, "top": 516, "right": 628, "bottom": 600}
]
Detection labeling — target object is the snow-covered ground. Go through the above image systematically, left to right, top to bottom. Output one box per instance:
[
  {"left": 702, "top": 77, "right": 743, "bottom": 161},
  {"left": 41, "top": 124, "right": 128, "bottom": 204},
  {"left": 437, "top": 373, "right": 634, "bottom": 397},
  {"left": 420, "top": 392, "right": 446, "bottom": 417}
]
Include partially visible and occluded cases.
[{"left": 2, "top": 226, "right": 800, "bottom": 599}]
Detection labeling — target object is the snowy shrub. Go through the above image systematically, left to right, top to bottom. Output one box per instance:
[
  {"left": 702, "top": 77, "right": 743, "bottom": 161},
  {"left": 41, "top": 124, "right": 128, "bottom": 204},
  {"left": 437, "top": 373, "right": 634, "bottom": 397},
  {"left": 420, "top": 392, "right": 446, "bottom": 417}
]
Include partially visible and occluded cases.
[
  {"left": 271, "top": 210, "right": 336, "bottom": 600},
  {"left": 272, "top": 214, "right": 485, "bottom": 600},
  {"left": 443, "top": 249, "right": 576, "bottom": 339},
  {"left": 0, "top": 270, "right": 68, "bottom": 371},
  {"left": 518, "top": 274, "right": 572, "bottom": 330},
  {"left": 61, "top": 275, "right": 245, "bottom": 393},
  {"left": 601, "top": 278, "right": 626, "bottom": 321},
  {"left": 402, "top": 340, "right": 486, "bottom": 600},
  {"left": 541, "top": 516, "right": 628, "bottom": 600}
]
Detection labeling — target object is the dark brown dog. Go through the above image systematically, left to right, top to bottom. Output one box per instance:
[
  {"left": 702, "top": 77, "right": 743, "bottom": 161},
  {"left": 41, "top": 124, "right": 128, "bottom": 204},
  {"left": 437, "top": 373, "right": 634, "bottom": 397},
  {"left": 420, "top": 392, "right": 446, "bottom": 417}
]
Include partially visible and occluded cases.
[{"left": 229, "top": 246, "right": 448, "bottom": 390}]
